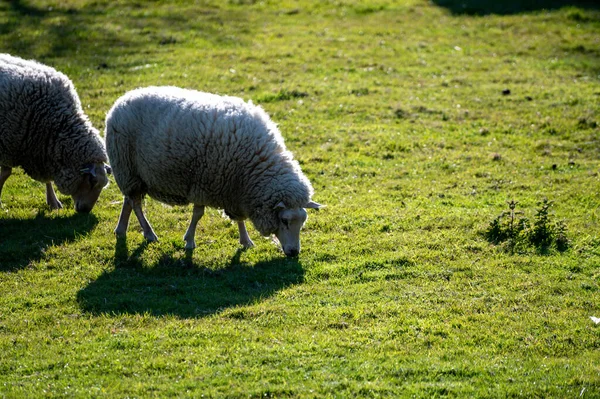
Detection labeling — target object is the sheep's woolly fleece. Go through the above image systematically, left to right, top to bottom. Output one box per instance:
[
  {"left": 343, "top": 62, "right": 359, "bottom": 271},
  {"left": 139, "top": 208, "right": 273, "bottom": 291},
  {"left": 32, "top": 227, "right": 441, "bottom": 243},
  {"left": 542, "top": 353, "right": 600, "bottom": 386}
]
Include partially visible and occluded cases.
[
  {"left": 0, "top": 54, "right": 108, "bottom": 196},
  {"left": 106, "top": 86, "right": 315, "bottom": 236}
]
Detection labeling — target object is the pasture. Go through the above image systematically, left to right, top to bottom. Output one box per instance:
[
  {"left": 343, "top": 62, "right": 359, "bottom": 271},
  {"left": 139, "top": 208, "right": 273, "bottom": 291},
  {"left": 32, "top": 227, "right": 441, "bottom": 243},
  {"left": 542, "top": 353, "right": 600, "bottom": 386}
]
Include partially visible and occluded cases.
[{"left": 1, "top": 0, "right": 599, "bottom": 397}]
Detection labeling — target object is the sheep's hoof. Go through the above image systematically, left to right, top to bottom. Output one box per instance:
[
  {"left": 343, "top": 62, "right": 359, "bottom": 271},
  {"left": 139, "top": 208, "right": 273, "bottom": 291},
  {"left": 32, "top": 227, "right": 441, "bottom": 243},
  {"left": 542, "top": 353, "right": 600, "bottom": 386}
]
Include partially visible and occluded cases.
[
  {"left": 48, "top": 200, "right": 63, "bottom": 210},
  {"left": 114, "top": 227, "right": 127, "bottom": 237},
  {"left": 144, "top": 232, "right": 159, "bottom": 242},
  {"left": 183, "top": 233, "right": 196, "bottom": 250},
  {"left": 240, "top": 238, "right": 255, "bottom": 249}
]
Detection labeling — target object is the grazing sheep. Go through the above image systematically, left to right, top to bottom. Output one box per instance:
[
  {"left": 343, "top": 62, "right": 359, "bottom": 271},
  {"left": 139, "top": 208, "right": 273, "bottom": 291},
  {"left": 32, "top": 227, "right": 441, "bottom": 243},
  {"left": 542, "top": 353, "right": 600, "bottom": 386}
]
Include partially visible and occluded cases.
[
  {"left": 0, "top": 54, "right": 111, "bottom": 213},
  {"left": 106, "top": 86, "right": 322, "bottom": 256}
]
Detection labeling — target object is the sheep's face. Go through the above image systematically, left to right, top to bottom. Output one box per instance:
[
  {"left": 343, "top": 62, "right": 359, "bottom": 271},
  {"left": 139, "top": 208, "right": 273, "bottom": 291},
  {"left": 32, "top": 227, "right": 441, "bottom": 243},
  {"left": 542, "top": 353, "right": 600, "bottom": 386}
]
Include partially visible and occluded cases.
[
  {"left": 56, "top": 163, "right": 111, "bottom": 213},
  {"left": 72, "top": 163, "right": 111, "bottom": 213},
  {"left": 273, "top": 201, "right": 322, "bottom": 257},
  {"left": 275, "top": 207, "right": 308, "bottom": 257}
]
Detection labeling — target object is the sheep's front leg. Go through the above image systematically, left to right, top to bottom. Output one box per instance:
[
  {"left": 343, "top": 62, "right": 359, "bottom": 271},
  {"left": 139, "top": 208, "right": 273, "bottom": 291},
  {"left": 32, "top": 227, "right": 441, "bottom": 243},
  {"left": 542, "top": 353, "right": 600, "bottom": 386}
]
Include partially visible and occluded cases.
[
  {"left": 0, "top": 166, "right": 12, "bottom": 206},
  {"left": 45, "top": 182, "right": 63, "bottom": 210},
  {"left": 130, "top": 195, "right": 158, "bottom": 242},
  {"left": 114, "top": 197, "right": 133, "bottom": 237},
  {"left": 183, "top": 204, "right": 205, "bottom": 250},
  {"left": 237, "top": 220, "right": 255, "bottom": 248}
]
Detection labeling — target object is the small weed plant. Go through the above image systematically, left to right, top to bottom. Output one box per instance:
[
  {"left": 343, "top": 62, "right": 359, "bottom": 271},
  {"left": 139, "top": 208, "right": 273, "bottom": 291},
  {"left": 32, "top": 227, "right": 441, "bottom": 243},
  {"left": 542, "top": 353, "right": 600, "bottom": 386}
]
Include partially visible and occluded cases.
[{"left": 486, "top": 199, "right": 570, "bottom": 253}]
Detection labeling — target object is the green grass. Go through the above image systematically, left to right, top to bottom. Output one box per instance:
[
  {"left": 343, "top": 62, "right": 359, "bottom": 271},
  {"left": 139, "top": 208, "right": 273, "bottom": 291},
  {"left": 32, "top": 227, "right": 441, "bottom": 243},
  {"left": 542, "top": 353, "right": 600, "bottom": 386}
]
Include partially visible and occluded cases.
[{"left": 1, "top": 0, "right": 600, "bottom": 397}]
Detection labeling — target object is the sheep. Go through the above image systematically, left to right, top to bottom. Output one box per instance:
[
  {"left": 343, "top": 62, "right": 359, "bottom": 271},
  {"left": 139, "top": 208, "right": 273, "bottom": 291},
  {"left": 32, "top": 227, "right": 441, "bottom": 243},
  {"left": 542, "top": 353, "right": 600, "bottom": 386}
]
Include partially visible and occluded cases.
[
  {"left": 0, "top": 53, "right": 111, "bottom": 213},
  {"left": 105, "top": 86, "right": 322, "bottom": 257}
]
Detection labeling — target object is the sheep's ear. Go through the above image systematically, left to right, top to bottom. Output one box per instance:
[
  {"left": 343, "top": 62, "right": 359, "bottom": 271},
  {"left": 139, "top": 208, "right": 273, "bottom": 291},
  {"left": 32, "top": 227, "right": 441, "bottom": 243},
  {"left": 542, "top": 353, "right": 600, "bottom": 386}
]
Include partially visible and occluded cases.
[
  {"left": 80, "top": 164, "right": 97, "bottom": 177},
  {"left": 105, "top": 164, "right": 112, "bottom": 175},
  {"left": 274, "top": 201, "right": 286, "bottom": 210},
  {"left": 305, "top": 201, "right": 324, "bottom": 210}
]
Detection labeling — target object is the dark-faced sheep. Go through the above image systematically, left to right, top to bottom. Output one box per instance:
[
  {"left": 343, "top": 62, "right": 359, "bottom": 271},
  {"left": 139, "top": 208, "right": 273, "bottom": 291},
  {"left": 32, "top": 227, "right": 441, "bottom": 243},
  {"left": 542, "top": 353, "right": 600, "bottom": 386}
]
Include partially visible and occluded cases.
[
  {"left": 0, "top": 54, "right": 111, "bottom": 213},
  {"left": 106, "top": 86, "right": 322, "bottom": 256}
]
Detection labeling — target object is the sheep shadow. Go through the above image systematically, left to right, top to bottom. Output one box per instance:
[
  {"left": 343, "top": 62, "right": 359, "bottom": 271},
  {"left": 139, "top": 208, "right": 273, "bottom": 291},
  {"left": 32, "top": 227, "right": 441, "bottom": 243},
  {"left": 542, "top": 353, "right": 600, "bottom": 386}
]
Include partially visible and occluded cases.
[
  {"left": 432, "top": 0, "right": 599, "bottom": 15},
  {"left": 0, "top": 211, "right": 98, "bottom": 272},
  {"left": 76, "top": 237, "right": 305, "bottom": 318}
]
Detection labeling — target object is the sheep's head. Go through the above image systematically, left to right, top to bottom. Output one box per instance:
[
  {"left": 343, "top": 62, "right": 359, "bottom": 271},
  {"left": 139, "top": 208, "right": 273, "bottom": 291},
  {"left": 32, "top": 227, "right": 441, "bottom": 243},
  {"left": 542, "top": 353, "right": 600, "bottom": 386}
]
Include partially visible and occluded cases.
[
  {"left": 55, "top": 163, "right": 111, "bottom": 213},
  {"left": 271, "top": 201, "right": 322, "bottom": 257}
]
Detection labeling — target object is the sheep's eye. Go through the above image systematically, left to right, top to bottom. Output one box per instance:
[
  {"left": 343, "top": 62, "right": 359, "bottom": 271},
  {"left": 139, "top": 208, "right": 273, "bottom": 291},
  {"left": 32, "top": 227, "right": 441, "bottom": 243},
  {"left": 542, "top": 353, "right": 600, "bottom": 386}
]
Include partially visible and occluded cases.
[{"left": 281, "top": 219, "right": 289, "bottom": 228}]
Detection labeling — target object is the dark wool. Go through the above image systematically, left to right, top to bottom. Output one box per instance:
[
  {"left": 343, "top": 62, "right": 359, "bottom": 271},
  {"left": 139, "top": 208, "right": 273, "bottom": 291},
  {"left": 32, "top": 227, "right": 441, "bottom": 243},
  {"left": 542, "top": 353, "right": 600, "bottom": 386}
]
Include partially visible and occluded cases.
[{"left": 0, "top": 54, "right": 107, "bottom": 195}]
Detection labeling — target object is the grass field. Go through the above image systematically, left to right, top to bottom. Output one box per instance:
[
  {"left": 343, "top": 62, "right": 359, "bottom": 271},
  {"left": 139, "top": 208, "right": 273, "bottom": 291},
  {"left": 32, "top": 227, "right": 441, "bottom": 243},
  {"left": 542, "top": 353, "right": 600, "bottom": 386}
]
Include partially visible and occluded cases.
[{"left": 1, "top": 0, "right": 600, "bottom": 397}]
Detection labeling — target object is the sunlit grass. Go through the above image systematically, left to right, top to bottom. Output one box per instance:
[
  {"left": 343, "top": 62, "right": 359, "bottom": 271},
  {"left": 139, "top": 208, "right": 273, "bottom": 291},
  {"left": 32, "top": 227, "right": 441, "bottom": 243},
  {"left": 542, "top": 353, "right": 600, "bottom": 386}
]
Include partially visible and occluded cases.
[{"left": 0, "top": 0, "right": 599, "bottom": 397}]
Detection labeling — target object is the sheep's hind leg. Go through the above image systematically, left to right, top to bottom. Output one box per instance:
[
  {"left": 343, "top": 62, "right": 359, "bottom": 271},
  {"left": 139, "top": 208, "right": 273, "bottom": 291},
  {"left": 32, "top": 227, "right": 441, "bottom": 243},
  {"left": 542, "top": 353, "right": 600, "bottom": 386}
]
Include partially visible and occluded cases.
[
  {"left": 0, "top": 166, "right": 12, "bottom": 206},
  {"left": 45, "top": 182, "right": 63, "bottom": 210},
  {"left": 130, "top": 195, "right": 158, "bottom": 242},
  {"left": 114, "top": 197, "right": 133, "bottom": 236},
  {"left": 183, "top": 204, "right": 204, "bottom": 250},
  {"left": 237, "top": 221, "right": 255, "bottom": 248}
]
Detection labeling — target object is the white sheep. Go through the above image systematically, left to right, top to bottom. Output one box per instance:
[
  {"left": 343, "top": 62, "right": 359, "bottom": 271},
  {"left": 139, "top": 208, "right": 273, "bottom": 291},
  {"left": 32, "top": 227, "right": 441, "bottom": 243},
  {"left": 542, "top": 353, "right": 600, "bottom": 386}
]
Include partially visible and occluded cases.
[
  {"left": 0, "top": 54, "right": 111, "bottom": 212},
  {"left": 105, "top": 86, "right": 322, "bottom": 256}
]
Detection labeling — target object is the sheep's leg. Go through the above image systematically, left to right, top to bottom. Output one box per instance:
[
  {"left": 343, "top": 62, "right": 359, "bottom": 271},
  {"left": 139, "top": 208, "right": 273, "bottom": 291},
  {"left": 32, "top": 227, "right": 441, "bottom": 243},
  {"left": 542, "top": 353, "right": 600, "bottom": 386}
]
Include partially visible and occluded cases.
[
  {"left": 0, "top": 166, "right": 12, "bottom": 206},
  {"left": 45, "top": 182, "right": 63, "bottom": 210},
  {"left": 130, "top": 196, "right": 158, "bottom": 242},
  {"left": 114, "top": 197, "right": 133, "bottom": 236},
  {"left": 183, "top": 204, "right": 205, "bottom": 250},
  {"left": 237, "top": 220, "right": 255, "bottom": 248}
]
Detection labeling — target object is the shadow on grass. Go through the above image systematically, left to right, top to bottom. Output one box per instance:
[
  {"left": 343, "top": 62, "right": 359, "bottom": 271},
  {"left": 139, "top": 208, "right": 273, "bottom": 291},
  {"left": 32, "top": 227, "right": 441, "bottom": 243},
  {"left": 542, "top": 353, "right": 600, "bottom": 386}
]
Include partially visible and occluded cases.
[
  {"left": 0, "top": 0, "right": 250, "bottom": 65},
  {"left": 432, "top": 0, "right": 600, "bottom": 15},
  {"left": 1, "top": 1, "right": 130, "bottom": 62},
  {"left": 0, "top": 211, "right": 98, "bottom": 272},
  {"left": 76, "top": 237, "right": 304, "bottom": 318}
]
